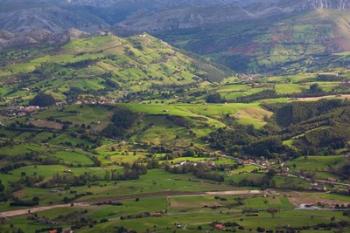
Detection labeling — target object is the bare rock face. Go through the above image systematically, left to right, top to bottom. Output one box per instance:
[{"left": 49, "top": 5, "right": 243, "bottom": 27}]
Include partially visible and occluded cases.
[{"left": 301, "top": 0, "right": 350, "bottom": 10}]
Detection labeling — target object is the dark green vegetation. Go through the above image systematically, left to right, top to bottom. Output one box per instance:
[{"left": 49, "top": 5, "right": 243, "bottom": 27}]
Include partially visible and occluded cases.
[
  {"left": 1, "top": 30, "right": 350, "bottom": 232},
  {"left": 30, "top": 93, "right": 56, "bottom": 107}
]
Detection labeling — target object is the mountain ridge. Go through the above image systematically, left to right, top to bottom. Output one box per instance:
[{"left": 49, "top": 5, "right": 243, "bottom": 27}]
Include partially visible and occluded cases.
[
  {"left": 1, "top": 0, "right": 350, "bottom": 74},
  {"left": 301, "top": 0, "right": 350, "bottom": 10},
  {"left": 0, "top": 33, "right": 228, "bottom": 104}
]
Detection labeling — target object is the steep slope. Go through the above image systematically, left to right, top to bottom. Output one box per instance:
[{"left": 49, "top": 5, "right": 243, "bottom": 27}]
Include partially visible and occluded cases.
[
  {"left": 1, "top": 0, "right": 350, "bottom": 74},
  {"left": 114, "top": 0, "right": 350, "bottom": 34},
  {"left": 157, "top": 8, "right": 350, "bottom": 73},
  {"left": 0, "top": 34, "right": 228, "bottom": 104}
]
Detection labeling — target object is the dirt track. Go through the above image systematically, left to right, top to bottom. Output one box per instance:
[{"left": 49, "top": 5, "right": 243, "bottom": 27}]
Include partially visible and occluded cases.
[
  {"left": 296, "top": 94, "right": 350, "bottom": 102},
  {"left": 206, "top": 190, "right": 261, "bottom": 195},
  {"left": 0, "top": 203, "right": 90, "bottom": 218}
]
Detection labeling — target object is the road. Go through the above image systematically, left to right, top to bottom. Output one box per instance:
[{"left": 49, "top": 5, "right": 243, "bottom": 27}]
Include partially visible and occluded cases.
[
  {"left": 285, "top": 173, "right": 350, "bottom": 188},
  {"left": 0, "top": 189, "right": 262, "bottom": 218},
  {"left": 0, "top": 203, "right": 90, "bottom": 218}
]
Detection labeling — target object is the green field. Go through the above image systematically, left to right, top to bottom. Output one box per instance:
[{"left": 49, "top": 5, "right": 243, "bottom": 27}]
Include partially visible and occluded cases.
[{"left": 1, "top": 30, "right": 350, "bottom": 233}]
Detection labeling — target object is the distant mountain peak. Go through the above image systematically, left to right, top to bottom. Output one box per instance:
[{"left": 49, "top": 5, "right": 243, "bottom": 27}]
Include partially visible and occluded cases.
[{"left": 299, "top": 0, "right": 350, "bottom": 10}]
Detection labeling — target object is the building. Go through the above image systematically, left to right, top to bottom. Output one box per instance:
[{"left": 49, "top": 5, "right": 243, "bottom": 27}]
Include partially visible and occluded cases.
[{"left": 214, "top": 223, "right": 225, "bottom": 230}]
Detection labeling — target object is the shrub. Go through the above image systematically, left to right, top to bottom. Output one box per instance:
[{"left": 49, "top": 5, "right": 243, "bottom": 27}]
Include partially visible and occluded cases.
[{"left": 29, "top": 93, "right": 56, "bottom": 107}]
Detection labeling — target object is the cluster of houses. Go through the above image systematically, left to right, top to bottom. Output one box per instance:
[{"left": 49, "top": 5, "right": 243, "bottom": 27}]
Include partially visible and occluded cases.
[
  {"left": 75, "top": 96, "right": 116, "bottom": 105},
  {"left": 0, "top": 99, "right": 64, "bottom": 118},
  {"left": 1, "top": 105, "right": 40, "bottom": 117},
  {"left": 236, "top": 158, "right": 275, "bottom": 169},
  {"left": 170, "top": 160, "right": 216, "bottom": 168},
  {"left": 49, "top": 229, "right": 73, "bottom": 233}
]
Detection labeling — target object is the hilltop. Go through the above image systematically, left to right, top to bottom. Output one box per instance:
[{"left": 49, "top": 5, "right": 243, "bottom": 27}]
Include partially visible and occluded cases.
[
  {"left": 1, "top": 2, "right": 350, "bottom": 233},
  {"left": 0, "top": 33, "right": 228, "bottom": 104}
]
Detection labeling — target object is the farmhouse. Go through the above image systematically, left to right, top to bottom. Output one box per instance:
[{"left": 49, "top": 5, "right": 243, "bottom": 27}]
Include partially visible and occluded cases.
[
  {"left": 317, "top": 72, "right": 340, "bottom": 79},
  {"left": 76, "top": 96, "right": 116, "bottom": 105},
  {"left": 1, "top": 105, "right": 40, "bottom": 117},
  {"left": 21, "top": 106, "right": 40, "bottom": 114},
  {"left": 327, "top": 178, "right": 338, "bottom": 182},
  {"left": 150, "top": 212, "right": 163, "bottom": 217},
  {"left": 214, "top": 223, "right": 225, "bottom": 230}
]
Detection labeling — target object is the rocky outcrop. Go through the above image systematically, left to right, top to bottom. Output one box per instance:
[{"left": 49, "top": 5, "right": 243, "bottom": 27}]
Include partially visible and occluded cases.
[{"left": 301, "top": 0, "right": 350, "bottom": 10}]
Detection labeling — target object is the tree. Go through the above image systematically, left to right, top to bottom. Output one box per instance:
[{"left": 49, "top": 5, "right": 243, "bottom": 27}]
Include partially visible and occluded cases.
[
  {"left": 309, "top": 83, "right": 323, "bottom": 94},
  {"left": 29, "top": 93, "right": 56, "bottom": 107},
  {"left": 206, "top": 93, "right": 224, "bottom": 103},
  {"left": 103, "top": 107, "right": 139, "bottom": 138},
  {"left": 111, "top": 108, "right": 138, "bottom": 129},
  {"left": 243, "top": 137, "right": 288, "bottom": 158},
  {"left": 183, "top": 150, "right": 195, "bottom": 157},
  {"left": 266, "top": 169, "right": 276, "bottom": 178},
  {"left": 0, "top": 179, "right": 4, "bottom": 192},
  {"left": 32, "top": 196, "right": 40, "bottom": 204},
  {"left": 266, "top": 208, "right": 279, "bottom": 218},
  {"left": 115, "top": 226, "right": 129, "bottom": 233},
  {"left": 16, "top": 228, "right": 24, "bottom": 233}
]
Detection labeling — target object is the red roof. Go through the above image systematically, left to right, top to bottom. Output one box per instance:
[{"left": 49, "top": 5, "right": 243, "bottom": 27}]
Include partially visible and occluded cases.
[{"left": 215, "top": 224, "right": 225, "bottom": 230}]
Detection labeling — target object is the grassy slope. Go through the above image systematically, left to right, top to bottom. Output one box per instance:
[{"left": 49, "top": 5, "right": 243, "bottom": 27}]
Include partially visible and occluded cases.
[
  {"left": 1, "top": 27, "right": 350, "bottom": 233},
  {"left": 0, "top": 34, "right": 228, "bottom": 103},
  {"left": 124, "top": 103, "right": 271, "bottom": 128}
]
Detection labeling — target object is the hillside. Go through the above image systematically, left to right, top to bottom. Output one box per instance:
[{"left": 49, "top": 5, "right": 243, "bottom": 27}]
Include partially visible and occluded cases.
[
  {"left": 1, "top": 0, "right": 350, "bottom": 74},
  {"left": 2, "top": 2, "right": 350, "bottom": 233},
  {"left": 157, "top": 8, "right": 350, "bottom": 73},
  {"left": 0, "top": 34, "right": 228, "bottom": 104},
  {"left": 1, "top": 69, "right": 350, "bottom": 232}
]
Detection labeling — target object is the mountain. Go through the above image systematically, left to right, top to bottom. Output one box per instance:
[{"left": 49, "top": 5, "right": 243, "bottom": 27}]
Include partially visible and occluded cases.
[
  {"left": 1, "top": 0, "right": 350, "bottom": 74},
  {"left": 114, "top": 0, "right": 350, "bottom": 34},
  {"left": 299, "top": 0, "right": 350, "bottom": 10},
  {"left": 2, "top": 1, "right": 350, "bottom": 232},
  {"left": 151, "top": 1, "right": 350, "bottom": 73},
  {"left": 158, "top": 7, "right": 350, "bottom": 73},
  {"left": 0, "top": 33, "right": 228, "bottom": 104}
]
